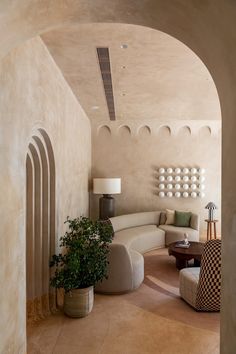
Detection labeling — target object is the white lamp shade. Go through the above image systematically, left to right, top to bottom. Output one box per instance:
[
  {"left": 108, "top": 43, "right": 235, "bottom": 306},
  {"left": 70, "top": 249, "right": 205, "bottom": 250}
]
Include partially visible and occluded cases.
[{"left": 93, "top": 178, "right": 121, "bottom": 194}]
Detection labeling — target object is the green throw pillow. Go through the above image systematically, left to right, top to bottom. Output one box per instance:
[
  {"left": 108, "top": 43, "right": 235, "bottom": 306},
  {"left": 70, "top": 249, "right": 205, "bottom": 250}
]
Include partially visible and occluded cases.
[{"left": 174, "top": 211, "right": 192, "bottom": 227}]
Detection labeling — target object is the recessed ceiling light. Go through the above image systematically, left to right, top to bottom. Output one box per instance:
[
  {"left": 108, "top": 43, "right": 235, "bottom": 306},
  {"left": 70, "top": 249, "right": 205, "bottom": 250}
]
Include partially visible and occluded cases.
[
  {"left": 120, "top": 44, "right": 128, "bottom": 49},
  {"left": 91, "top": 106, "right": 99, "bottom": 110}
]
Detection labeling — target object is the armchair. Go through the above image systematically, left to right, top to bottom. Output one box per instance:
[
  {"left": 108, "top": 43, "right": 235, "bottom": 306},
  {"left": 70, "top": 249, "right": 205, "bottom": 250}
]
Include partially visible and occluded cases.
[{"left": 179, "top": 239, "right": 221, "bottom": 311}]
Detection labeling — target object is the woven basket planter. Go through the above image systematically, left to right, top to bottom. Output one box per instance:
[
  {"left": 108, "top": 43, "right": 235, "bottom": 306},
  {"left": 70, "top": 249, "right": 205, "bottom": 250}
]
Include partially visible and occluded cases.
[{"left": 64, "top": 286, "right": 94, "bottom": 318}]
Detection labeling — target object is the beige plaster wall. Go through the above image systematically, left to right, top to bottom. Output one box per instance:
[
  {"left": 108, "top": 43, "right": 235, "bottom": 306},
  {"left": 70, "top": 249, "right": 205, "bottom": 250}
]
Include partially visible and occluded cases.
[
  {"left": 1, "top": 1, "right": 236, "bottom": 353},
  {"left": 0, "top": 37, "right": 91, "bottom": 354},
  {"left": 91, "top": 120, "right": 221, "bottom": 238}
]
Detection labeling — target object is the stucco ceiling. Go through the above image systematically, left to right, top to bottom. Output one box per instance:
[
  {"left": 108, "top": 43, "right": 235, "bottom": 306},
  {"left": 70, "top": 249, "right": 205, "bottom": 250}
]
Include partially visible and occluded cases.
[{"left": 42, "top": 23, "right": 221, "bottom": 122}]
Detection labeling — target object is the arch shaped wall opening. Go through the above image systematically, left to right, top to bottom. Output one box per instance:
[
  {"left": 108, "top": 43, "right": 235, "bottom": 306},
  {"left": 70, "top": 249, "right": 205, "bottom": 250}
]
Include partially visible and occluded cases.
[
  {"left": 5, "top": 2, "right": 236, "bottom": 352},
  {"left": 85, "top": 24, "right": 221, "bottom": 237},
  {"left": 26, "top": 129, "right": 56, "bottom": 323}
]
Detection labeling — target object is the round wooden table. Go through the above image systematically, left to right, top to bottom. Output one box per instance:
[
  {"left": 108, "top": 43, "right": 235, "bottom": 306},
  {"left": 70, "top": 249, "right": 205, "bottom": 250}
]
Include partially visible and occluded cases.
[{"left": 168, "top": 241, "right": 205, "bottom": 270}]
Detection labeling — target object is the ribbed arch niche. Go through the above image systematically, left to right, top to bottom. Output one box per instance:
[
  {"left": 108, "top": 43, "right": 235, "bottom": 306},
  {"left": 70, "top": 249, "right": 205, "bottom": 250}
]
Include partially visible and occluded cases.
[{"left": 26, "top": 128, "right": 56, "bottom": 322}]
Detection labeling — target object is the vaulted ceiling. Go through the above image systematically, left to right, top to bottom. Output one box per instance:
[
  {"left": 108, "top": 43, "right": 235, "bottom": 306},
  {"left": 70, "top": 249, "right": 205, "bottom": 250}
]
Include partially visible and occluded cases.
[{"left": 41, "top": 23, "right": 221, "bottom": 123}]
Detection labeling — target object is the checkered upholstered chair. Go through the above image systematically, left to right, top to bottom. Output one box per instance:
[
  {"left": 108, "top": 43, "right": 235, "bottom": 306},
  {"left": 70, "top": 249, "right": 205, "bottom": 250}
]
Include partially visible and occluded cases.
[{"left": 179, "top": 239, "right": 221, "bottom": 311}]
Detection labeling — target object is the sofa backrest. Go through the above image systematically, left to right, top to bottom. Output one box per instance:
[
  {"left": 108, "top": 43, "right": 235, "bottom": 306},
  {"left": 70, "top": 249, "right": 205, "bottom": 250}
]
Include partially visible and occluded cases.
[
  {"left": 110, "top": 211, "right": 161, "bottom": 233},
  {"left": 160, "top": 211, "right": 199, "bottom": 231}
]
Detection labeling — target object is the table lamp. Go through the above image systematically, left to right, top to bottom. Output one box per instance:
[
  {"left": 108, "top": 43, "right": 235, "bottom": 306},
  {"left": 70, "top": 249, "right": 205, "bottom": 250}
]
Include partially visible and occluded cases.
[
  {"left": 93, "top": 178, "right": 121, "bottom": 220},
  {"left": 205, "top": 202, "right": 217, "bottom": 221}
]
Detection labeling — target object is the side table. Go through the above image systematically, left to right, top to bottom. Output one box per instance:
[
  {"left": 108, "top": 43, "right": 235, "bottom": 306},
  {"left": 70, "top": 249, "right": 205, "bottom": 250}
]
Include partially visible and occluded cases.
[{"left": 205, "top": 219, "right": 218, "bottom": 240}]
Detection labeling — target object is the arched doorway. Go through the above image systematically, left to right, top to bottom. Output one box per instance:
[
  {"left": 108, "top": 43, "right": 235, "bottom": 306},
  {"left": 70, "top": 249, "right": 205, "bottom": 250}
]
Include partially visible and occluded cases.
[
  {"left": 2, "top": 2, "right": 236, "bottom": 353},
  {"left": 26, "top": 128, "right": 56, "bottom": 322}
]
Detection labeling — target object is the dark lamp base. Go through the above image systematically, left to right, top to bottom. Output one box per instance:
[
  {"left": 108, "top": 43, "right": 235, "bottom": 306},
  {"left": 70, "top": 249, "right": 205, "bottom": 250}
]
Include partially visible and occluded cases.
[{"left": 99, "top": 194, "right": 115, "bottom": 220}]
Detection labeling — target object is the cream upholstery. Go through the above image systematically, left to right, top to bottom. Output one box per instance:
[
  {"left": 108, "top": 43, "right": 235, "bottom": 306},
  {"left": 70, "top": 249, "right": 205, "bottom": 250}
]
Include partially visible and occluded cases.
[
  {"left": 96, "top": 211, "right": 199, "bottom": 294},
  {"left": 158, "top": 224, "right": 199, "bottom": 246},
  {"left": 179, "top": 268, "right": 200, "bottom": 308}
]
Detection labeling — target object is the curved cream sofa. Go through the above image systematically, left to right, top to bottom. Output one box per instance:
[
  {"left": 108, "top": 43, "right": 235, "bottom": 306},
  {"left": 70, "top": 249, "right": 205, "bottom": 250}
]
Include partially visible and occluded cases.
[{"left": 95, "top": 211, "right": 199, "bottom": 294}]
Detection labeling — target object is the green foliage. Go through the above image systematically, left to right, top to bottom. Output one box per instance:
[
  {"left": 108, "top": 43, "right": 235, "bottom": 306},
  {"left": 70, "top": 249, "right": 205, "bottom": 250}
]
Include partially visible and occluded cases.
[{"left": 50, "top": 216, "right": 113, "bottom": 292}]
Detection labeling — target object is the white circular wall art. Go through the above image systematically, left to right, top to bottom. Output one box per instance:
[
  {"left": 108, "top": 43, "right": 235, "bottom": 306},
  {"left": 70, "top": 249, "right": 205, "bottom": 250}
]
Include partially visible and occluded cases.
[
  {"left": 159, "top": 167, "right": 165, "bottom": 174},
  {"left": 167, "top": 168, "right": 173, "bottom": 174},
  {"left": 175, "top": 168, "right": 181, "bottom": 174},
  {"left": 183, "top": 168, "right": 189, "bottom": 174},
  {"left": 191, "top": 168, "right": 197, "bottom": 174},
  {"left": 199, "top": 168, "right": 205, "bottom": 174},
  {"left": 159, "top": 175, "right": 165, "bottom": 182},
  {"left": 167, "top": 176, "right": 173, "bottom": 182},
  {"left": 175, "top": 176, "right": 181, "bottom": 182},
  {"left": 183, "top": 176, "right": 189, "bottom": 182},
  {"left": 191, "top": 176, "right": 197, "bottom": 182},
  {"left": 199, "top": 176, "right": 205, "bottom": 182},
  {"left": 159, "top": 183, "right": 165, "bottom": 190},
  {"left": 167, "top": 184, "right": 173, "bottom": 190},
  {"left": 175, "top": 184, "right": 181, "bottom": 190},
  {"left": 183, "top": 184, "right": 189, "bottom": 190},
  {"left": 191, "top": 184, "right": 197, "bottom": 190},
  {"left": 200, "top": 184, "right": 205, "bottom": 190},
  {"left": 159, "top": 191, "right": 165, "bottom": 198},
  {"left": 167, "top": 191, "right": 173, "bottom": 198},
  {"left": 199, "top": 191, "right": 205, "bottom": 198},
  {"left": 175, "top": 192, "right": 181, "bottom": 198},
  {"left": 183, "top": 192, "right": 189, "bottom": 198},
  {"left": 191, "top": 192, "right": 197, "bottom": 198}
]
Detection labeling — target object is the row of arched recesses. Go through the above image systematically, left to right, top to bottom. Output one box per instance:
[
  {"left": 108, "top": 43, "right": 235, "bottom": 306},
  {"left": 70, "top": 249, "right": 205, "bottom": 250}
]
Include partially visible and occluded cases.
[
  {"left": 98, "top": 125, "right": 214, "bottom": 137},
  {"left": 26, "top": 128, "right": 56, "bottom": 322}
]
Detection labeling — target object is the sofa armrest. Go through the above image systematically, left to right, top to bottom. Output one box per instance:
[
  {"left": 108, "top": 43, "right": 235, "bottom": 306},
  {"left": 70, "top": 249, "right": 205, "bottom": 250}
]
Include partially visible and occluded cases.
[
  {"left": 190, "top": 213, "right": 200, "bottom": 231},
  {"left": 95, "top": 243, "right": 133, "bottom": 293}
]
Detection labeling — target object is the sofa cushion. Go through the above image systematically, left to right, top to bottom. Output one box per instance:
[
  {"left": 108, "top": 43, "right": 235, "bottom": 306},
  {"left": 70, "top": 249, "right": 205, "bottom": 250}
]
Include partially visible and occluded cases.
[
  {"left": 165, "top": 209, "right": 175, "bottom": 225},
  {"left": 110, "top": 211, "right": 161, "bottom": 232},
  {"left": 174, "top": 211, "right": 192, "bottom": 227},
  {"left": 158, "top": 224, "right": 199, "bottom": 246},
  {"left": 113, "top": 225, "right": 165, "bottom": 253}
]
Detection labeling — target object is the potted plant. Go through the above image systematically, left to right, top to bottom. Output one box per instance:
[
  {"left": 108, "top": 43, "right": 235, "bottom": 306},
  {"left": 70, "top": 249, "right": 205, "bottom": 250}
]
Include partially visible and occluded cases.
[{"left": 50, "top": 216, "right": 113, "bottom": 317}]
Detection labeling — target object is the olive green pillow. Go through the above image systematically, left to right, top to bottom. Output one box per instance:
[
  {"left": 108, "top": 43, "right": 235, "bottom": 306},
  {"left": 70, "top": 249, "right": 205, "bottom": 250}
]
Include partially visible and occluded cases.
[{"left": 174, "top": 211, "right": 192, "bottom": 227}]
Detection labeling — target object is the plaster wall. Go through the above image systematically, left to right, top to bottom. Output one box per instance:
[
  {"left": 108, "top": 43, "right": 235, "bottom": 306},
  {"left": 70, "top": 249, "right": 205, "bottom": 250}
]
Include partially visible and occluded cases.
[
  {"left": 1, "top": 1, "right": 236, "bottom": 353},
  {"left": 0, "top": 36, "right": 91, "bottom": 354},
  {"left": 91, "top": 120, "right": 221, "bottom": 237}
]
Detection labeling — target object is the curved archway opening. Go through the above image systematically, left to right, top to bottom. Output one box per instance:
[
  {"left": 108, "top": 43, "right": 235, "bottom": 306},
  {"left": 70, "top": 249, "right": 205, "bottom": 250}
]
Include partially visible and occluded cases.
[{"left": 26, "top": 129, "right": 56, "bottom": 323}]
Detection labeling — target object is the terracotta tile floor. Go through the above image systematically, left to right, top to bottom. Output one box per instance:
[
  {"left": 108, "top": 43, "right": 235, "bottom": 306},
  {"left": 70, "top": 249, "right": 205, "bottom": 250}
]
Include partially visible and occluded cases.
[{"left": 27, "top": 249, "right": 219, "bottom": 354}]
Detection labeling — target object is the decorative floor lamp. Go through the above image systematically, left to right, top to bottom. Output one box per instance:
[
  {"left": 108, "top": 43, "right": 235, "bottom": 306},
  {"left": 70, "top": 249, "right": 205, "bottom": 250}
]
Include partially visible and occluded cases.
[{"left": 93, "top": 178, "right": 121, "bottom": 220}]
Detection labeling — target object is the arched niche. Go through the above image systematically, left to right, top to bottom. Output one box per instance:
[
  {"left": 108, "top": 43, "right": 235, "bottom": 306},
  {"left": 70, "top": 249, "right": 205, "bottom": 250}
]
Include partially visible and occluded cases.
[
  {"left": 98, "top": 125, "right": 111, "bottom": 138},
  {"left": 118, "top": 125, "right": 132, "bottom": 138},
  {"left": 138, "top": 125, "right": 151, "bottom": 137},
  {"left": 157, "top": 125, "right": 171, "bottom": 138},
  {"left": 178, "top": 126, "right": 191, "bottom": 137},
  {"left": 198, "top": 126, "right": 212, "bottom": 138},
  {"left": 26, "top": 129, "right": 56, "bottom": 323}
]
